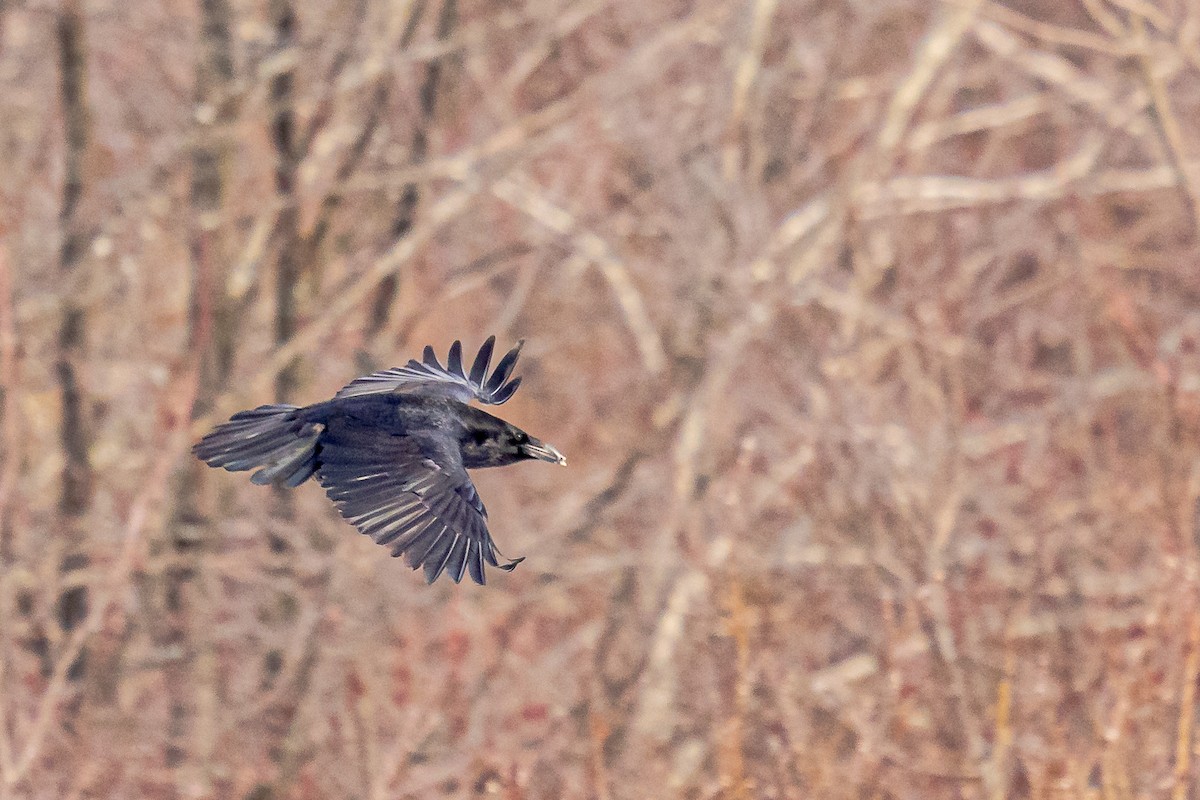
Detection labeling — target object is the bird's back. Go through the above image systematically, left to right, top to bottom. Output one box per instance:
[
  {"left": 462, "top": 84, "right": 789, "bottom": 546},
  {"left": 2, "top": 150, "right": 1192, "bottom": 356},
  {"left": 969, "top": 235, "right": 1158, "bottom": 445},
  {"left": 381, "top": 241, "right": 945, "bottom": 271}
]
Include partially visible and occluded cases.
[{"left": 301, "top": 393, "right": 472, "bottom": 438}]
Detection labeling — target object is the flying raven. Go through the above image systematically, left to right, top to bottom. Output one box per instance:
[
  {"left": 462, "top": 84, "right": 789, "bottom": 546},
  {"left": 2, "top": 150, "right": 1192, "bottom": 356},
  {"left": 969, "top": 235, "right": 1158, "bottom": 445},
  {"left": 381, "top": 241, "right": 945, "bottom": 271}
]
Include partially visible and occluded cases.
[{"left": 193, "top": 337, "right": 565, "bottom": 585}]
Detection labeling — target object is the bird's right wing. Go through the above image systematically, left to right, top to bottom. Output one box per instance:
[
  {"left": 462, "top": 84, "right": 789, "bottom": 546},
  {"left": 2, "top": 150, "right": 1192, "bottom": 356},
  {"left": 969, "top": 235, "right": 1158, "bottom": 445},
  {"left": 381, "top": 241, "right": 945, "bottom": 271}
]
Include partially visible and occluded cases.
[
  {"left": 334, "top": 337, "right": 524, "bottom": 405},
  {"left": 316, "top": 419, "right": 523, "bottom": 584}
]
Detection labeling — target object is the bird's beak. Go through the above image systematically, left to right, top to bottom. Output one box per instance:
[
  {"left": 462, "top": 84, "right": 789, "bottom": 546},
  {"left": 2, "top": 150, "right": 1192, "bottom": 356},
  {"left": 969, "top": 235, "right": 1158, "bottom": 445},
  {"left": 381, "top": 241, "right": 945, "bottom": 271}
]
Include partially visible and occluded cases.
[{"left": 523, "top": 437, "right": 567, "bottom": 465}]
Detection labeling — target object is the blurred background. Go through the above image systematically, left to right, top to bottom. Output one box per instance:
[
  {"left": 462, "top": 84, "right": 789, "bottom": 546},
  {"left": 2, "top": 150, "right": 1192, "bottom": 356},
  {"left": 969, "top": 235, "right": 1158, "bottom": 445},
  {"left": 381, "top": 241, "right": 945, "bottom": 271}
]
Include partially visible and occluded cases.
[{"left": 1, "top": 0, "right": 1199, "bottom": 797}]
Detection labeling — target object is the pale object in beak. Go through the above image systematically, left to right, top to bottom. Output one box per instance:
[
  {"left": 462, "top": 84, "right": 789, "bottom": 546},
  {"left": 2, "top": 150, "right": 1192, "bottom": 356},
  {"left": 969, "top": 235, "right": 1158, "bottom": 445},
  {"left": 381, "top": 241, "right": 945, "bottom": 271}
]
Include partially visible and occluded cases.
[{"left": 522, "top": 437, "right": 567, "bottom": 465}]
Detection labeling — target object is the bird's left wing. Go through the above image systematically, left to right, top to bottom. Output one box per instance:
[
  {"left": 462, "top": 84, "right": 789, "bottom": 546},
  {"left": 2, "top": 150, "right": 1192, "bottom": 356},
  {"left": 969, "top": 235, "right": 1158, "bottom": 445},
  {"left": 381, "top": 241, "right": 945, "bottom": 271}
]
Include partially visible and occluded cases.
[
  {"left": 334, "top": 337, "right": 524, "bottom": 405},
  {"left": 316, "top": 420, "right": 523, "bottom": 584}
]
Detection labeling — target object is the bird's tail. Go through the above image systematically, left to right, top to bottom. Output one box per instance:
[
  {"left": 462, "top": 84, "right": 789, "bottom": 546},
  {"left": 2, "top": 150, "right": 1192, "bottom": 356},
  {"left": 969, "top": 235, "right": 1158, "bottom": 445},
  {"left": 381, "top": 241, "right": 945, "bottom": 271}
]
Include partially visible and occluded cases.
[{"left": 193, "top": 404, "right": 324, "bottom": 488}]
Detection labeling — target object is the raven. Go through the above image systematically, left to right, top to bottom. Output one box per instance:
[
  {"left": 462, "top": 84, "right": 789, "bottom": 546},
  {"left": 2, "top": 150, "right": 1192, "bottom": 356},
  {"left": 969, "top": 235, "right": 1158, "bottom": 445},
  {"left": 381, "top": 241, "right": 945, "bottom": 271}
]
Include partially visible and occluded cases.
[{"left": 193, "top": 337, "right": 565, "bottom": 585}]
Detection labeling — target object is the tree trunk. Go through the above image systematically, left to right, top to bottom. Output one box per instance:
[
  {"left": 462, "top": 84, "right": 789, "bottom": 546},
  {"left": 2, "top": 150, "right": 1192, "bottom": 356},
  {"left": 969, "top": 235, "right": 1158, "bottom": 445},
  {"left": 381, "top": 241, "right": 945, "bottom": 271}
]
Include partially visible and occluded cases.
[
  {"left": 54, "top": 0, "right": 92, "bottom": 684},
  {"left": 155, "top": 0, "right": 238, "bottom": 788},
  {"left": 271, "top": 0, "right": 301, "bottom": 411},
  {"left": 364, "top": 0, "right": 459, "bottom": 352},
  {"left": 246, "top": 5, "right": 305, "bottom": 798}
]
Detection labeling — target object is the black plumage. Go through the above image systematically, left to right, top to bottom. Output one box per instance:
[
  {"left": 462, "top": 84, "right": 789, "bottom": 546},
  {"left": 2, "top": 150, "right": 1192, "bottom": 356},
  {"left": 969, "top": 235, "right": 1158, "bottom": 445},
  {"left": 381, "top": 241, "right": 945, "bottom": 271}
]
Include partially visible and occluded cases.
[{"left": 193, "top": 337, "right": 565, "bottom": 585}]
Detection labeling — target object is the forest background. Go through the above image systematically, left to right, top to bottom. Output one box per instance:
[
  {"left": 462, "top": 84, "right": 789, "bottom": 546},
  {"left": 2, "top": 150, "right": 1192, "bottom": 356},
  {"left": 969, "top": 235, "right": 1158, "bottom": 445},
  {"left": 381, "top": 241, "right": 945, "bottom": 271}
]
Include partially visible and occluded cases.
[{"left": 2, "top": 0, "right": 1200, "bottom": 798}]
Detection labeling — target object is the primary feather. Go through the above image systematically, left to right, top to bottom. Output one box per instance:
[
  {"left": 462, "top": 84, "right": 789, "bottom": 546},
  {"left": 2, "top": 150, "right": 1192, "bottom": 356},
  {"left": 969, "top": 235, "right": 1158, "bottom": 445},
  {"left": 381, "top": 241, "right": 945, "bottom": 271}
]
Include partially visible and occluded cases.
[{"left": 334, "top": 336, "right": 525, "bottom": 405}]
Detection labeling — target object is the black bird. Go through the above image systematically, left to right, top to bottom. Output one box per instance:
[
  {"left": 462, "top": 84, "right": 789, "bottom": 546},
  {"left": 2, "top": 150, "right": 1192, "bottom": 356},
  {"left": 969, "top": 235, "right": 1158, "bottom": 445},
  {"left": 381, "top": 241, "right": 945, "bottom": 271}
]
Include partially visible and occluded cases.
[{"left": 193, "top": 337, "right": 565, "bottom": 585}]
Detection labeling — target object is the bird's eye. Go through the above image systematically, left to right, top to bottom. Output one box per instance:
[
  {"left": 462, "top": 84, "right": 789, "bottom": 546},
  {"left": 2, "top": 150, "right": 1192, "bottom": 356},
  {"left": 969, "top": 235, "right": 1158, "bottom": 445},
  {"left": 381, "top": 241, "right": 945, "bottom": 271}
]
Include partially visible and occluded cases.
[{"left": 514, "top": 431, "right": 528, "bottom": 444}]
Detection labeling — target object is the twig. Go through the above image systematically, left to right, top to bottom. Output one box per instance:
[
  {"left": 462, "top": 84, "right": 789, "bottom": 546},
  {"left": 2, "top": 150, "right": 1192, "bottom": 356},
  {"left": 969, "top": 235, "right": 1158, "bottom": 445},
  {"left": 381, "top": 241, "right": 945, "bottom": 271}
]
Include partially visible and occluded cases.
[
  {"left": 294, "top": 0, "right": 371, "bottom": 162},
  {"left": 498, "top": 0, "right": 610, "bottom": 104},
  {"left": 724, "top": 0, "right": 779, "bottom": 181},
  {"left": 875, "top": 0, "right": 982, "bottom": 168},
  {"left": 940, "top": 0, "right": 1135, "bottom": 55},
  {"left": 1081, "top": 0, "right": 1129, "bottom": 38},
  {"left": 1110, "top": 0, "right": 1173, "bottom": 33},
  {"left": 1130, "top": 14, "right": 1200, "bottom": 236},
  {"left": 972, "top": 18, "right": 1159, "bottom": 138},
  {"left": 907, "top": 92, "right": 1049, "bottom": 151},
  {"left": 855, "top": 135, "right": 1105, "bottom": 218},
  {"left": 747, "top": 194, "right": 830, "bottom": 282},
  {"left": 0, "top": 237, "right": 18, "bottom": 561},
  {"left": 0, "top": 238, "right": 17, "bottom": 783},
  {"left": 567, "top": 450, "right": 648, "bottom": 542},
  {"left": 631, "top": 553, "right": 715, "bottom": 738},
  {"left": 717, "top": 578, "right": 752, "bottom": 800},
  {"left": 260, "top": 580, "right": 332, "bottom": 800},
  {"left": 1173, "top": 610, "right": 1200, "bottom": 800},
  {"left": 989, "top": 650, "right": 1014, "bottom": 800}
]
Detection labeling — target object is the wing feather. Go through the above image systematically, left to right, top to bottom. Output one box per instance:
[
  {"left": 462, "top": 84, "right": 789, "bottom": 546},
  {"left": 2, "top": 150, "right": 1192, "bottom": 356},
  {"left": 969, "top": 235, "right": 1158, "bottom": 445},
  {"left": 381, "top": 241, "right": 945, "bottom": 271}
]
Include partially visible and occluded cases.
[
  {"left": 334, "top": 337, "right": 526, "bottom": 405},
  {"left": 468, "top": 337, "right": 494, "bottom": 386},
  {"left": 447, "top": 340, "right": 464, "bottom": 377},
  {"left": 485, "top": 340, "right": 524, "bottom": 393},
  {"left": 316, "top": 423, "right": 521, "bottom": 584},
  {"left": 422, "top": 530, "right": 457, "bottom": 583},
  {"left": 445, "top": 535, "right": 470, "bottom": 584},
  {"left": 467, "top": 541, "right": 486, "bottom": 585}
]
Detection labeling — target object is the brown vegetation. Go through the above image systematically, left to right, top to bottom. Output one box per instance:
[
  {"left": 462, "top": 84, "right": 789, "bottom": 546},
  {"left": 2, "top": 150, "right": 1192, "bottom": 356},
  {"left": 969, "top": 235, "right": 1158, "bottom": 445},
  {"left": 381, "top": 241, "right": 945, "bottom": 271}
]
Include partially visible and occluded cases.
[{"left": 2, "top": 0, "right": 1200, "bottom": 797}]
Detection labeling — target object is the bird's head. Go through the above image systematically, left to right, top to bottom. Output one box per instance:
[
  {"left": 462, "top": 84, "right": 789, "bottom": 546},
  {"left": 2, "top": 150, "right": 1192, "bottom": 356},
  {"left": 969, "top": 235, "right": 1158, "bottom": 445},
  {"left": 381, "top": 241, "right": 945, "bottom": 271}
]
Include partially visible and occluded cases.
[{"left": 460, "top": 418, "right": 566, "bottom": 469}]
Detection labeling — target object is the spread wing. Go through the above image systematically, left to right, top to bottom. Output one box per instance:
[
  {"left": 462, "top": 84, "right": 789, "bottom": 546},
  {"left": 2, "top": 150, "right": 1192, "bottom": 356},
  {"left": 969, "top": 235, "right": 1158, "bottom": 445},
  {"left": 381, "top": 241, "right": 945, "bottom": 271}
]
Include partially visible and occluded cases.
[
  {"left": 335, "top": 336, "right": 524, "bottom": 405},
  {"left": 316, "top": 420, "right": 523, "bottom": 584}
]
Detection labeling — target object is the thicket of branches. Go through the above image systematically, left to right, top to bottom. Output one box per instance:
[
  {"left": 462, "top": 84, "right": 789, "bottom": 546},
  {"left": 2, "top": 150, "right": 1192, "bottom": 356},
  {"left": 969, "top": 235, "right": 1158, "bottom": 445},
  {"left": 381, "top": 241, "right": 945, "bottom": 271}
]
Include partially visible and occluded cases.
[{"left": 2, "top": 0, "right": 1200, "bottom": 797}]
